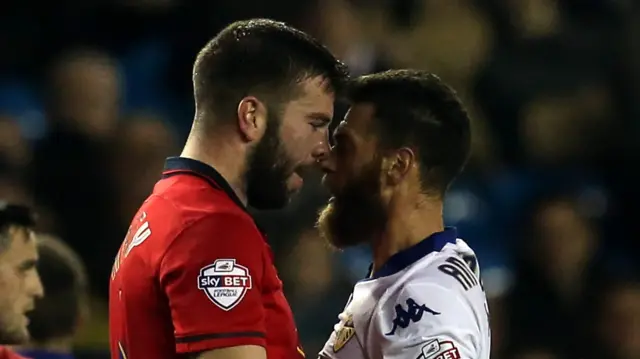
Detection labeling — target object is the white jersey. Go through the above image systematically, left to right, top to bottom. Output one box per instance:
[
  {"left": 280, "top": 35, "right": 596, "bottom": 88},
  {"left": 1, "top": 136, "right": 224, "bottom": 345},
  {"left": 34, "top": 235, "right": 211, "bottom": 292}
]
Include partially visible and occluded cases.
[{"left": 319, "top": 228, "right": 490, "bottom": 359}]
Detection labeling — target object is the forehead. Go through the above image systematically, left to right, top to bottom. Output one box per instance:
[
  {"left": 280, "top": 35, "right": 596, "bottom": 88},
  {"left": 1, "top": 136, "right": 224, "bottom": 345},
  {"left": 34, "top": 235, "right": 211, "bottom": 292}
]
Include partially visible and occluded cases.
[
  {"left": 285, "top": 76, "right": 335, "bottom": 117},
  {"left": 0, "top": 227, "right": 37, "bottom": 263}
]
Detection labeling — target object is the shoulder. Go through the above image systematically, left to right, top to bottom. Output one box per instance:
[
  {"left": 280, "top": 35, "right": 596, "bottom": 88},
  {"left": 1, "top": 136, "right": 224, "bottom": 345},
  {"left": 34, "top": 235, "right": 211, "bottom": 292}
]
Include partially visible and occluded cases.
[
  {"left": 150, "top": 175, "right": 245, "bottom": 223},
  {"left": 143, "top": 176, "right": 258, "bottom": 248},
  {"left": 167, "top": 211, "right": 264, "bottom": 253},
  {"left": 405, "top": 248, "right": 482, "bottom": 294},
  {"left": 375, "top": 253, "right": 486, "bottom": 337}
]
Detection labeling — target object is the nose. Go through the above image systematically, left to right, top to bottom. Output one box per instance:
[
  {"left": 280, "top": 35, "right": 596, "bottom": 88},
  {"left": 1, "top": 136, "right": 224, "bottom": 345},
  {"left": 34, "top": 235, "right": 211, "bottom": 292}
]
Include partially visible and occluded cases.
[
  {"left": 311, "top": 138, "right": 330, "bottom": 165},
  {"left": 31, "top": 270, "right": 44, "bottom": 299}
]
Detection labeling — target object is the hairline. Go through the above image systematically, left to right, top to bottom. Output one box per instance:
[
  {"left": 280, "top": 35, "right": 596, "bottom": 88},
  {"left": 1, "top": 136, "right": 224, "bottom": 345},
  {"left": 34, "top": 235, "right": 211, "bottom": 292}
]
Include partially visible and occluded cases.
[{"left": 0, "top": 225, "right": 33, "bottom": 252}]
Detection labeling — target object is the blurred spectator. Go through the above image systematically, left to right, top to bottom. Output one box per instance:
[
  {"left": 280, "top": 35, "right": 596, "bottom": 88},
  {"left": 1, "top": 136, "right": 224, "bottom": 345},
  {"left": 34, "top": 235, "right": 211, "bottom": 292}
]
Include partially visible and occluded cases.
[
  {"left": 305, "top": 0, "right": 392, "bottom": 77},
  {"left": 382, "top": 0, "right": 493, "bottom": 91},
  {"left": 30, "top": 49, "right": 122, "bottom": 298},
  {"left": 47, "top": 50, "right": 120, "bottom": 140},
  {"left": 520, "top": 80, "right": 617, "bottom": 165},
  {"left": 110, "top": 114, "right": 176, "bottom": 232},
  {"left": 0, "top": 116, "right": 31, "bottom": 175},
  {"left": 0, "top": 177, "right": 57, "bottom": 236},
  {"left": 506, "top": 193, "right": 608, "bottom": 358},
  {"left": 0, "top": 203, "right": 43, "bottom": 352},
  {"left": 282, "top": 228, "right": 353, "bottom": 356},
  {"left": 16, "top": 233, "right": 89, "bottom": 359},
  {"left": 593, "top": 278, "right": 640, "bottom": 359},
  {"left": 486, "top": 295, "right": 507, "bottom": 359}
]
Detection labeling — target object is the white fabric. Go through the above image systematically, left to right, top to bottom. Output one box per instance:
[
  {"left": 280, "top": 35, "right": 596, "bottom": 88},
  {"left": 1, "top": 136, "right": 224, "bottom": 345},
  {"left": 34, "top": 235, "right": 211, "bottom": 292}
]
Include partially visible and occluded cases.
[{"left": 319, "top": 239, "right": 491, "bottom": 359}]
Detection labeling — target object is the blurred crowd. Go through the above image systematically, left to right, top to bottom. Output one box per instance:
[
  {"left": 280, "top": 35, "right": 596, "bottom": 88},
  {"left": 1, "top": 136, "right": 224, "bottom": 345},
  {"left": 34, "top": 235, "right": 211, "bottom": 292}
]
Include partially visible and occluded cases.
[{"left": 1, "top": 0, "right": 640, "bottom": 359}]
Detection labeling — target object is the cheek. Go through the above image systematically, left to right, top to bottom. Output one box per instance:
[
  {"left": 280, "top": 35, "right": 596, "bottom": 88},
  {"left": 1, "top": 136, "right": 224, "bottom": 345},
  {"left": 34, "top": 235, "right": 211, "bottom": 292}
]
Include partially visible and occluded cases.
[
  {"left": 279, "top": 117, "right": 306, "bottom": 142},
  {"left": 281, "top": 124, "right": 318, "bottom": 158},
  {"left": 0, "top": 274, "right": 19, "bottom": 307}
]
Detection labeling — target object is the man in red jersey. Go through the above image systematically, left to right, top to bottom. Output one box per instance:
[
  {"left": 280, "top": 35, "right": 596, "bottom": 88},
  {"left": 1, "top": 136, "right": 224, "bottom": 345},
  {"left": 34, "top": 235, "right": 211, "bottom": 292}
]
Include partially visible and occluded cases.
[
  {"left": 109, "top": 18, "right": 348, "bottom": 359},
  {"left": 0, "top": 203, "right": 44, "bottom": 359}
]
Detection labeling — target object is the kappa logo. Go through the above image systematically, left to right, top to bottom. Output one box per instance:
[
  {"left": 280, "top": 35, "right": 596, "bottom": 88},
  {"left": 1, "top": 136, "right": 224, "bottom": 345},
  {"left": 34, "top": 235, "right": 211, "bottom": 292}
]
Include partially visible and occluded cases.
[
  {"left": 198, "top": 259, "right": 252, "bottom": 311},
  {"left": 386, "top": 298, "right": 440, "bottom": 335},
  {"left": 417, "top": 339, "right": 461, "bottom": 359}
]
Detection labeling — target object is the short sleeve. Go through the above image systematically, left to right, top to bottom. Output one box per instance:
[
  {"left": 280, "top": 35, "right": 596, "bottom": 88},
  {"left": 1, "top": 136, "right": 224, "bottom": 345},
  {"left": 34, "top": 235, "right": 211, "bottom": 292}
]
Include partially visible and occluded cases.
[
  {"left": 159, "top": 213, "right": 266, "bottom": 354},
  {"left": 376, "top": 282, "right": 483, "bottom": 359}
]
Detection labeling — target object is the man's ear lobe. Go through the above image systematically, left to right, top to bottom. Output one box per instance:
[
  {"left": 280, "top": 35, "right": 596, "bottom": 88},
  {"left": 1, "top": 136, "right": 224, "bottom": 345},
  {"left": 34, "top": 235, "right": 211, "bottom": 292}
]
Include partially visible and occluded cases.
[
  {"left": 237, "top": 96, "right": 267, "bottom": 142},
  {"left": 386, "top": 147, "right": 415, "bottom": 185}
]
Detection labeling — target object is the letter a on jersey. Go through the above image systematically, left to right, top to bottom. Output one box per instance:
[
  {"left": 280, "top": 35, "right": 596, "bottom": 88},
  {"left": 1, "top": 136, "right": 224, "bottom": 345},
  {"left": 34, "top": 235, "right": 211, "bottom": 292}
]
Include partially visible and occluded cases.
[
  {"left": 198, "top": 259, "right": 252, "bottom": 311},
  {"left": 333, "top": 313, "right": 355, "bottom": 352}
]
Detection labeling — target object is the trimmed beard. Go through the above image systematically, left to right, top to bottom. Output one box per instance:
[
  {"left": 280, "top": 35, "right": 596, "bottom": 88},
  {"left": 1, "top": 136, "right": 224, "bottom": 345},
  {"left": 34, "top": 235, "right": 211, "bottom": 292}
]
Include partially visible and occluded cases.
[{"left": 245, "top": 107, "right": 293, "bottom": 210}]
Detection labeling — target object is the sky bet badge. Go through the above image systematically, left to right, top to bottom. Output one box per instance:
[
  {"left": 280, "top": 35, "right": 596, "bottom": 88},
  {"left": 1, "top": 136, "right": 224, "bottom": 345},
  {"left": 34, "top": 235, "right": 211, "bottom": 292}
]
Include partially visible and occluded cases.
[
  {"left": 198, "top": 259, "right": 252, "bottom": 311},
  {"left": 333, "top": 313, "right": 355, "bottom": 352}
]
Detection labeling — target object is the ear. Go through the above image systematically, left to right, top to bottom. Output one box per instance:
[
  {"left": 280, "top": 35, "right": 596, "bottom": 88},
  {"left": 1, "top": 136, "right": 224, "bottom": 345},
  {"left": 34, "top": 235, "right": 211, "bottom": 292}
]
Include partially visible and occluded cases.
[
  {"left": 237, "top": 96, "right": 268, "bottom": 142},
  {"left": 385, "top": 147, "right": 415, "bottom": 185}
]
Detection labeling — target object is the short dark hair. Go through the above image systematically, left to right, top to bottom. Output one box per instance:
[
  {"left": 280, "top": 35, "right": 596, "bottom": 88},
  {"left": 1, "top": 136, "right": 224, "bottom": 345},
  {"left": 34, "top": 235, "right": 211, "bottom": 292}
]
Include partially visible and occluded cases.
[
  {"left": 192, "top": 18, "right": 349, "bottom": 127},
  {"left": 348, "top": 70, "right": 471, "bottom": 196},
  {"left": 0, "top": 202, "right": 36, "bottom": 249},
  {"left": 28, "top": 234, "right": 88, "bottom": 342}
]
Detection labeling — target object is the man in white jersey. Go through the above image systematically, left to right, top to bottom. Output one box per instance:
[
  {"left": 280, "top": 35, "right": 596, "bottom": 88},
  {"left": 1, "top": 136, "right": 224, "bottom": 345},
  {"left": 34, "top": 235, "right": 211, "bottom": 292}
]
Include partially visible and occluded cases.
[{"left": 316, "top": 70, "right": 490, "bottom": 359}]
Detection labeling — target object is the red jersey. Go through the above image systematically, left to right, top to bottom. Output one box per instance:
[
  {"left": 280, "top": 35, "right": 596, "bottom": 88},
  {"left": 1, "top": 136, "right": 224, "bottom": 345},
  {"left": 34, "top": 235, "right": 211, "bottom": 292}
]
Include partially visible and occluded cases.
[
  {"left": 109, "top": 157, "right": 304, "bottom": 359},
  {"left": 0, "top": 348, "right": 28, "bottom": 359}
]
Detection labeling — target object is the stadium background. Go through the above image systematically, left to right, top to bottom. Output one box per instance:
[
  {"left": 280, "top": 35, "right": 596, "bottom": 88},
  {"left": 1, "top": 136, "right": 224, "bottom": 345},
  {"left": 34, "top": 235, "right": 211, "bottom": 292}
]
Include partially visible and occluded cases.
[{"left": 1, "top": 0, "right": 639, "bottom": 358}]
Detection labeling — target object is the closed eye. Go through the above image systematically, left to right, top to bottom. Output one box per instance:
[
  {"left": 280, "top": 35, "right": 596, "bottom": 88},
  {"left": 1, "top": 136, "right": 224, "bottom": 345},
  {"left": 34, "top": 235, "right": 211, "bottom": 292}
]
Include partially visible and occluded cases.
[
  {"left": 307, "top": 113, "right": 332, "bottom": 131},
  {"left": 310, "top": 121, "right": 327, "bottom": 130},
  {"left": 18, "top": 259, "right": 37, "bottom": 273}
]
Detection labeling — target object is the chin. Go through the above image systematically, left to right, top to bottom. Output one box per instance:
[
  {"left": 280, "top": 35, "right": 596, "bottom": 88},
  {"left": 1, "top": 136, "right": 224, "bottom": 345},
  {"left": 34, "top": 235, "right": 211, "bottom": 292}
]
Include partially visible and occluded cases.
[
  {"left": 317, "top": 191, "right": 388, "bottom": 249},
  {"left": 317, "top": 202, "right": 356, "bottom": 250},
  {"left": 316, "top": 203, "right": 337, "bottom": 247},
  {"left": 0, "top": 329, "right": 30, "bottom": 345}
]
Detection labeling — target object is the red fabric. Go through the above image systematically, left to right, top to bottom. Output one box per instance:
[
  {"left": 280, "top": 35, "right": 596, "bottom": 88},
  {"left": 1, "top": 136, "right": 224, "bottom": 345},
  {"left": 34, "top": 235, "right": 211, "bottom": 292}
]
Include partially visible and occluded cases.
[
  {"left": 109, "top": 172, "right": 304, "bottom": 359},
  {"left": 0, "top": 347, "right": 29, "bottom": 359}
]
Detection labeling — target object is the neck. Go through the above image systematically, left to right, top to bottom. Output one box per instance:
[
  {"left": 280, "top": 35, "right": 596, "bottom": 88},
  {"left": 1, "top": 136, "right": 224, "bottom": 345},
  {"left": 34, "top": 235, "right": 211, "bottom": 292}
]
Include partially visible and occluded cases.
[
  {"left": 180, "top": 127, "right": 249, "bottom": 205},
  {"left": 371, "top": 195, "right": 444, "bottom": 273},
  {"left": 16, "top": 337, "right": 74, "bottom": 353}
]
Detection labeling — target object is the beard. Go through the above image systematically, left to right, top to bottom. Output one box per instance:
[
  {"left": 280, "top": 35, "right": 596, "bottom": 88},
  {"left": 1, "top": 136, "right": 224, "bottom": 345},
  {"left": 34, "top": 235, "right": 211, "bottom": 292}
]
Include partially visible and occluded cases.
[
  {"left": 245, "top": 108, "right": 293, "bottom": 210},
  {"left": 317, "top": 158, "right": 388, "bottom": 249},
  {"left": 0, "top": 310, "right": 29, "bottom": 345}
]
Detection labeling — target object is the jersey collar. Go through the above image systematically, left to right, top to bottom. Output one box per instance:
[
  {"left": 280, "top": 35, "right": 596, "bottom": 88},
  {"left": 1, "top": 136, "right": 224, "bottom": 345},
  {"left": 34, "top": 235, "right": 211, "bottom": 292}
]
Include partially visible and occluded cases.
[
  {"left": 162, "top": 157, "right": 247, "bottom": 211},
  {"left": 366, "top": 227, "right": 458, "bottom": 280}
]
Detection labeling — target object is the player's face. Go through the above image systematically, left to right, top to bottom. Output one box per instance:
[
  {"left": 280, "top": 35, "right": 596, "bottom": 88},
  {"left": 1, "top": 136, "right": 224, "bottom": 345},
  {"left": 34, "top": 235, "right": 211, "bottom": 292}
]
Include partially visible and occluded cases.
[
  {"left": 246, "top": 76, "right": 334, "bottom": 210},
  {"left": 317, "top": 104, "right": 388, "bottom": 248},
  {"left": 0, "top": 227, "right": 43, "bottom": 344}
]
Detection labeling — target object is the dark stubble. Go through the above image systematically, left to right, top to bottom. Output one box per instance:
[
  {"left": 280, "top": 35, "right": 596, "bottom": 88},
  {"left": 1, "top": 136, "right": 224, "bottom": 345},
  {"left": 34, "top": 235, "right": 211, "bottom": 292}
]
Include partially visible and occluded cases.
[{"left": 245, "top": 107, "right": 293, "bottom": 210}]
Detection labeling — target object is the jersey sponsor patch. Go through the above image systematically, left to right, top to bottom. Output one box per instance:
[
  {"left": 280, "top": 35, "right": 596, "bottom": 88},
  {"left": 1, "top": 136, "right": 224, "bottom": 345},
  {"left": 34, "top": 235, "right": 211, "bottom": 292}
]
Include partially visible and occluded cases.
[
  {"left": 197, "top": 259, "right": 252, "bottom": 311},
  {"left": 333, "top": 313, "right": 355, "bottom": 352},
  {"left": 418, "top": 339, "right": 460, "bottom": 359}
]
